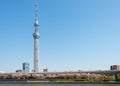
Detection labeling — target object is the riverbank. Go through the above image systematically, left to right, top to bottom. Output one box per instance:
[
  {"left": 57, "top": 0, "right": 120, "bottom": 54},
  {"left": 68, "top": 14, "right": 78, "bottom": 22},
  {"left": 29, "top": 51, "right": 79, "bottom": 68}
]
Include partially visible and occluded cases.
[{"left": 0, "top": 80, "right": 120, "bottom": 84}]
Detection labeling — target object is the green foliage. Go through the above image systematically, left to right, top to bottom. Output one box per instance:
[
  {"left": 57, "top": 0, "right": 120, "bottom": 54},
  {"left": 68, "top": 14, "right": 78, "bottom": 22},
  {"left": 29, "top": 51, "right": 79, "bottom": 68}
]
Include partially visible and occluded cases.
[{"left": 116, "top": 73, "right": 120, "bottom": 80}]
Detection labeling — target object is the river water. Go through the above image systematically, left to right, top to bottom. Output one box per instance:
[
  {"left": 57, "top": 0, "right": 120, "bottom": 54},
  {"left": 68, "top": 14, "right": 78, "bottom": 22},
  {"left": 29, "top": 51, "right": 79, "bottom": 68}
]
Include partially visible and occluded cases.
[{"left": 0, "top": 84, "right": 119, "bottom": 86}]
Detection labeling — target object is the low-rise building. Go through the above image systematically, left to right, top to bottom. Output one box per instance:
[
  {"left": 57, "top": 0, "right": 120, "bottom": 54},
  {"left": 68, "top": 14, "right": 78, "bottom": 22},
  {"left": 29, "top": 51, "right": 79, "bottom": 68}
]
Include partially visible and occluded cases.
[{"left": 110, "top": 65, "right": 120, "bottom": 70}]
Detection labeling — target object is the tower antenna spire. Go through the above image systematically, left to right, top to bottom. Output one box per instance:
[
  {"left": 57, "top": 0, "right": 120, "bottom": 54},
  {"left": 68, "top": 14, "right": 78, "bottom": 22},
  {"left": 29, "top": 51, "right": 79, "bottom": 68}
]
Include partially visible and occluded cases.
[{"left": 35, "top": 0, "right": 38, "bottom": 20}]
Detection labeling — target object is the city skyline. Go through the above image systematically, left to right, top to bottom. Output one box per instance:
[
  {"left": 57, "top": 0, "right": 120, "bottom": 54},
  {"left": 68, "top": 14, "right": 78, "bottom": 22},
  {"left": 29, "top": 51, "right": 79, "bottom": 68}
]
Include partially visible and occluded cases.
[{"left": 0, "top": 0, "right": 120, "bottom": 72}]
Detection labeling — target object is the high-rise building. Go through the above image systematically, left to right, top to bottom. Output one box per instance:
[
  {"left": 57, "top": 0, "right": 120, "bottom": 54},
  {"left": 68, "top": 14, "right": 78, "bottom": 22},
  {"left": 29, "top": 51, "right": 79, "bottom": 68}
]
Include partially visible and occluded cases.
[
  {"left": 33, "top": 0, "right": 40, "bottom": 72},
  {"left": 23, "top": 62, "right": 30, "bottom": 72},
  {"left": 110, "top": 65, "right": 120, "bottom": 70}
]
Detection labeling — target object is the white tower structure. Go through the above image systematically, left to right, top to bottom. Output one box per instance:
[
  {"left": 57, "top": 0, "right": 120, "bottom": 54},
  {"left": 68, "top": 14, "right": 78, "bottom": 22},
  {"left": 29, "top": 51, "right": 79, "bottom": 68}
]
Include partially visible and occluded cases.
[{"left": 33, "top": 0, "right": 40, "bottom": 72}]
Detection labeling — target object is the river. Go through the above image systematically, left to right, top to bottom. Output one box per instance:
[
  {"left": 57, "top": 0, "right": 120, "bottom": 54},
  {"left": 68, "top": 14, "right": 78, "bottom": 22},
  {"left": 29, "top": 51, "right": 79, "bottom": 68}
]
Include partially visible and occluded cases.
[{"left": 0, "top": 84, "right": 120, "bottom": 86}]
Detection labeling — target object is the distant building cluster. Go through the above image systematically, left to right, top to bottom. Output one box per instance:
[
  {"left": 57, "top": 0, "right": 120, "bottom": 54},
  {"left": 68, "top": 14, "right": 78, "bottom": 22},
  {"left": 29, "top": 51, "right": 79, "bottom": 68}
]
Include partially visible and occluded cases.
[
  {"left": 15, "top": 62, "right": 49, "bottom": 73},
  {"left": 16, "top": 62, "right": 30, "bottom": 73},
  {"left": 4, "top": 64, "right": 120, "bottom": 73},
  {"left": 9, "top": 64, "right": 120, "bottom": 73},
  {"left": 110, "top": 65, "right": 120, "bottom": 70}
]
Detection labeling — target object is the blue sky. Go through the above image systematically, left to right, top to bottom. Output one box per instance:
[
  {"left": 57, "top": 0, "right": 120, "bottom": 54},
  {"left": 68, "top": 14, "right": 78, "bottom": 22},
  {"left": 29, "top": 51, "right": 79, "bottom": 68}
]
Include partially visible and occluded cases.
[{"left": 0, "top": 0, "right": 120, "bottom": 72}]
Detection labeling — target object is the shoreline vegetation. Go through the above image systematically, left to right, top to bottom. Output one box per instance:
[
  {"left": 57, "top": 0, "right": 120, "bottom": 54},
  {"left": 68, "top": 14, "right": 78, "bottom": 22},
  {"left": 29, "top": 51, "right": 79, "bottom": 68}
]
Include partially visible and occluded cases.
[{"left": 0, "top": 73, "right": 120, "bottom": 84}]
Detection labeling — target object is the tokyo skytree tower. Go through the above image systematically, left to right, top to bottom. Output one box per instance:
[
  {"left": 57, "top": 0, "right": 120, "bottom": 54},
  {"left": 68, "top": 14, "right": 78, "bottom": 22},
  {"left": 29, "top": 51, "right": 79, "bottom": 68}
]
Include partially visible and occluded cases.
[{"left": 33, "top": 0, "right": 40, "bottom": 72}]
